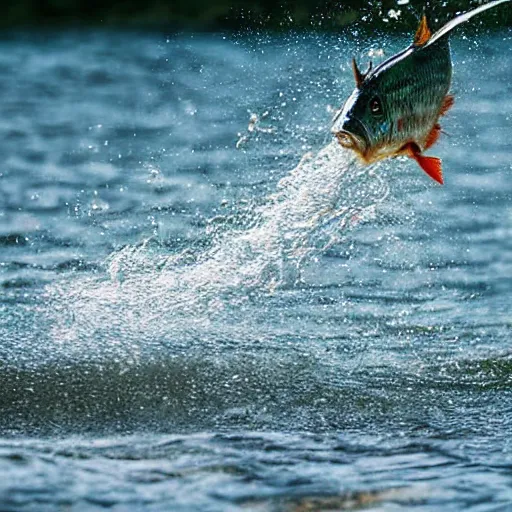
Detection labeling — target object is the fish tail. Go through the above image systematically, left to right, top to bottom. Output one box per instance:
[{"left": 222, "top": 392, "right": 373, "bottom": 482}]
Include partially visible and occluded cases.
[{"left": 426, "top": 0, "right": 511, "bottom": 47}]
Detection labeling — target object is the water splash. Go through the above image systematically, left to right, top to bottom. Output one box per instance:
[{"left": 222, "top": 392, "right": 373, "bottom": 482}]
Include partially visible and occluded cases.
[
  {"left": 48, "top": 142, "right": 389, "bottom": 357},
  {"left": 112, "top": 142, "right": 387, "bottom": 289}
]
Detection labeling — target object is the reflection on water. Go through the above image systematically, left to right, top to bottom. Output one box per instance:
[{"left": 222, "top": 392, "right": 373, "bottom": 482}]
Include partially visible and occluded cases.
[{"left": 0, "top": 29, "right": 511, "bottom": 511}]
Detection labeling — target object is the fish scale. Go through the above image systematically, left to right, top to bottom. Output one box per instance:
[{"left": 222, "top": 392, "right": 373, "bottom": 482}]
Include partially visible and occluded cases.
[
  {"left": 332, "top": 0, "right": 510, "bottom": 185},
  {"left": 368, "top": 37, "right": 451, "bottom": 152}
]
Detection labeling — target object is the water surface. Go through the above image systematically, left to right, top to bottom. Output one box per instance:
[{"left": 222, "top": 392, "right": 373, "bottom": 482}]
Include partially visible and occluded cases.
[{"left": 0, "top": 29, "right": 511, "bottom": 511}]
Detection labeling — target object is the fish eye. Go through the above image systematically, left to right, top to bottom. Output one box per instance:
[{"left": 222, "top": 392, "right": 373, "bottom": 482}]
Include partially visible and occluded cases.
[{"left": 369, "top": 97, "right": 383, "bottom": 116}]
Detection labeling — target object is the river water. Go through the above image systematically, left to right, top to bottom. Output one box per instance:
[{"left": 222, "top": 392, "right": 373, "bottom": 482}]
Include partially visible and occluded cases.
[{"left": 0, "top": 28, "right": 511, "bottom": 511}]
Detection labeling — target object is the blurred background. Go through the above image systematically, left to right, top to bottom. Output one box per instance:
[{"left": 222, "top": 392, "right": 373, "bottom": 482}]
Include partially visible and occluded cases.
[{"left": 2, "top": 0, "right": 511, "bottom": 30}]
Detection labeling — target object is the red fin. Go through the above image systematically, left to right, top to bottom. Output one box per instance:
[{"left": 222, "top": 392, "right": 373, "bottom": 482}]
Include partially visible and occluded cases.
[
  {"left": 414, "top": 15, "right": 431, "bottom": 46},
  {"left": 440, "top": 94, "right": 454, "bottom": 116},
  {"left": 425, "top": 123, "right": 441, "bottom": 150},
  {"left": 404, "top": 142, "right": 444, "bottom": 185},
  {"left": 416, "top": 155, "right": 443, "bottom": 184}
]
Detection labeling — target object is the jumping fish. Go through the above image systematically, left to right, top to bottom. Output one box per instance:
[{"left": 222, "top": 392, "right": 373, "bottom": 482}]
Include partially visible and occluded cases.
[{"left": 332, "top": 0, "right": 511, "bottom": 184}]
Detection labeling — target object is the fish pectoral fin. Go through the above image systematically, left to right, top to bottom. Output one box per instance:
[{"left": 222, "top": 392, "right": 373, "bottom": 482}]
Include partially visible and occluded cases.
[
  {"left": 413, "top": 15, "right": 432, "bottom": 46},
  {"left": 440, "top": 94, "right": 455, "bottom": 116},
  {"left": 425, "top": 123, "right": 441, "bottom": 150},
  {"left": 403, "top": 142, "right": 444, "bottom": 185},
  {"left": 416, "top": 155, "right": 443, "bottom": 185}
]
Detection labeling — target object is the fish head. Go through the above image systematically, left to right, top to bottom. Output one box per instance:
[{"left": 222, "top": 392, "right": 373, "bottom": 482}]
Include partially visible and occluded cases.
[
  {"left": 332, "top": 55, "right": 413, "bottom": 163},
  {"left": 332, "top": 76, "right": 391, "bottom": 163}
]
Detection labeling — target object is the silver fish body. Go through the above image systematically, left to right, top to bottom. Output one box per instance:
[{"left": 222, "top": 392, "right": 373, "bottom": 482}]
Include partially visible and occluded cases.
[
  {"left": 332, "top": 0, "right": 511, "bottom": 184},
  {"left": 332, "top": 37, "right": 452, "bottom": 163}
]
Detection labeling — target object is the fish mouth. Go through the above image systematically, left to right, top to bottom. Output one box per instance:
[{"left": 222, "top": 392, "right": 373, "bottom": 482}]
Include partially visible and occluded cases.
[
  {"left": 332, "top": 117, "right": 369, "bottom": 155},
  {"left": 335, "top": 131, "right": 360, "bottom": 149}
]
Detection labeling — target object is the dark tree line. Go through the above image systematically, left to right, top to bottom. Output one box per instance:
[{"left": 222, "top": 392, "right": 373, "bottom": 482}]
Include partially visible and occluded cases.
[{"left": 2, "top": 0, "right": 510, "bottom": 29}]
